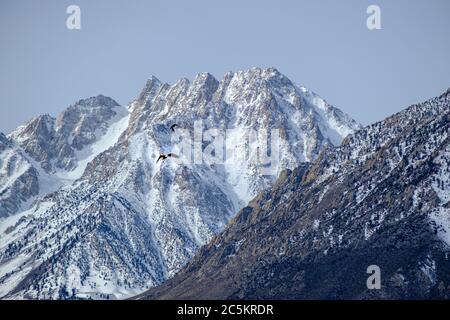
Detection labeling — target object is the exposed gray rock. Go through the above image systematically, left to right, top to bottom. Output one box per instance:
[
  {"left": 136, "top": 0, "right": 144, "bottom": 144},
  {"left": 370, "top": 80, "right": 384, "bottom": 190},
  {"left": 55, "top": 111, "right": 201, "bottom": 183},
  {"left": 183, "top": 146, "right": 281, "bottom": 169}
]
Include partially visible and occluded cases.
[
  {"left": 9, "top": 95, "right": 121, "bottom": 173},
  {"left": 0, "top": 96, "right": 128, "bottom": 218},
  {"left": 0, "top": 132, "right": 39, "bottom": 219}
]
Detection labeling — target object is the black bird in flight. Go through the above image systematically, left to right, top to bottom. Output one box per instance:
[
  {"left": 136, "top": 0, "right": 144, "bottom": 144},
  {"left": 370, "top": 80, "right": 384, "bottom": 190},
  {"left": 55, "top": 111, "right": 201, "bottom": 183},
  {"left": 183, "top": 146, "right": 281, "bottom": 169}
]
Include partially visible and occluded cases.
[
  {"left": 170, "top": 124, "right": 178, "bottom": 132},
  {"left": 156, "top": 153, "right": 178, "bottom": 163}
]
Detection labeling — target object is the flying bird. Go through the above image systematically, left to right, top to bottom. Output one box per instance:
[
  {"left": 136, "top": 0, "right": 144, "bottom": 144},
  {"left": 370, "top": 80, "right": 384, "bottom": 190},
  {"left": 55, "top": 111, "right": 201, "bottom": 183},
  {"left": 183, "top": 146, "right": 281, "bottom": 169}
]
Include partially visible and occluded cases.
[
  {"left": 170, "top": 124, "right": 178, "bottom": 132},
  {"left": 156, "top": 153, "right": 178, "bottom": 163},
  {"left": 156, "top": 154, "right": 167, "bottom": 163}
]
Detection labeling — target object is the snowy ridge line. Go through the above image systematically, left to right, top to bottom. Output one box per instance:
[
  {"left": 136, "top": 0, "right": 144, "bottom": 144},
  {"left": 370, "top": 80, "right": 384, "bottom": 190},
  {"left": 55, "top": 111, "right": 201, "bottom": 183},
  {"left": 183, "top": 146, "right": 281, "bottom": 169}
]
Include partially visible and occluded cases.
[{"left": 0, "top": 67, "right": 360, "bottom": 299}]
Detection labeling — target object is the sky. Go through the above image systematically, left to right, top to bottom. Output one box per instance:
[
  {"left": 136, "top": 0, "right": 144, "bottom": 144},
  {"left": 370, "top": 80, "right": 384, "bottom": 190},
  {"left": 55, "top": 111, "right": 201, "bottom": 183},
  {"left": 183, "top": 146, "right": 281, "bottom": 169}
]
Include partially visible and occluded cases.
[{"left": 0, "top": 0, "right": 449, "bottom": 133}]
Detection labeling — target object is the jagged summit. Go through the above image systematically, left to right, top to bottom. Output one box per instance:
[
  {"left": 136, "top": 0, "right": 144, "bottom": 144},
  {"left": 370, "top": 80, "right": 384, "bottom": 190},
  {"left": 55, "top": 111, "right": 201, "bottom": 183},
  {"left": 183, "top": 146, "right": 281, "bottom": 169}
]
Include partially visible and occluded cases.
[
  {"left": 0, "top": 68, "right": 359, "bottom": 299},
  {"left": 137, "top": 77, "right": 163, "bottom": 105},
  {"left": 1, "top": 94, "right": 129, "bottom": 217},
  {"left": 72, "top": 94, "right": 120, "bottom": 108}
]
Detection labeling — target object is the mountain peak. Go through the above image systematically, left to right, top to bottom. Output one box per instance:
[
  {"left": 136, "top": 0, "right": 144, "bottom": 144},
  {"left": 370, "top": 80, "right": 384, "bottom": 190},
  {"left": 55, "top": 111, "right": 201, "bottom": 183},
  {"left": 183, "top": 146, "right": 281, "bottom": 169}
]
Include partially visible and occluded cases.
[
  {"left": 233, "top": 66, "right": 282, "bottom": 78},
  {"left": 188, "top": 72, "right": 220, "bottom": 101},
  {"left": 192, "top": 72, "right": 219, "bottom": 87},
  {"left": 143, "top": 75, "right": 163, "bottom": 90},
  {"left": 136, "top": 76, "right": 163, "bottom": 105},
  {"left": 73, "top": 95, "right": 120, "bottom": 109},
  {"left": 18, "top": 114, "right": 55, "bottom": 138}
]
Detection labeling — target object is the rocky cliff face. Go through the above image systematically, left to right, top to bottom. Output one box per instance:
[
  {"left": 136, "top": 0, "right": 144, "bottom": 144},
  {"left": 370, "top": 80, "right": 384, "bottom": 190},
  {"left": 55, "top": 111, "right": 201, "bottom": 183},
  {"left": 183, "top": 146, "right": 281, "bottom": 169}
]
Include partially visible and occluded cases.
[
  {"left": 0, "top": 68, "right": 359, "bottom": 299},
  {"left": 138, "top": 89, "right": 450, "bottom": 300},
  {"left": 0, "top": 95, "right": 128, "bottom": 219},
  {"left": 9, "top": 95, "right": 124, "bottom": 173},
  {"left": 0, "top": 133, "right": 39, "bottom": 219}
]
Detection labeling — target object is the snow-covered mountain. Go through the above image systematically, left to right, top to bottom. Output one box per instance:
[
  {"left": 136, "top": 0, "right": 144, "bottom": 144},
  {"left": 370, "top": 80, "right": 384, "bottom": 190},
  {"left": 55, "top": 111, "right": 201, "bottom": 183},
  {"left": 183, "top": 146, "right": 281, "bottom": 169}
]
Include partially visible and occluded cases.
[
  {"left": 0, "top": 67, "right": 359, "bottom": 299},
  {"left": 138, "top": 88, "right": 450, "bottom": 300},
  {"left": 0, "top": 95, "right": 129, "bottom": 219}
]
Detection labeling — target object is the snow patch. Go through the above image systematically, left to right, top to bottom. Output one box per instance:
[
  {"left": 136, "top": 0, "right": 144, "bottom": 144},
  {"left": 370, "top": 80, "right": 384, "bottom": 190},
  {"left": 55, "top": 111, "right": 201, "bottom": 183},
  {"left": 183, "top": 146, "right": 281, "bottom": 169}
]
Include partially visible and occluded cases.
[{"left": 55, "top": 106, "right": 130, "bottom": 181}]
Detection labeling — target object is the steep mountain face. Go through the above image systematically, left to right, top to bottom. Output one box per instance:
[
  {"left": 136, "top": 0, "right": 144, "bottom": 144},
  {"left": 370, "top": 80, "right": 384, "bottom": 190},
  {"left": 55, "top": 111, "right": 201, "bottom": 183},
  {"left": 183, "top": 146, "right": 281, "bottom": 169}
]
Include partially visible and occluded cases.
[
  {"left": 0, "top": 68, "right": 359, "bottom": 299},
  {"left": 139, "top": 89, "right": 450, "bottom": 300},
  {"left": 9, "top": 95, "right": 126, "bottom": 174},
  {"left": 0, "top": 96, "right": 128, "bottom": 219},
  {"left": 0, "top": 133, "right": 38, "bottom": 219}
]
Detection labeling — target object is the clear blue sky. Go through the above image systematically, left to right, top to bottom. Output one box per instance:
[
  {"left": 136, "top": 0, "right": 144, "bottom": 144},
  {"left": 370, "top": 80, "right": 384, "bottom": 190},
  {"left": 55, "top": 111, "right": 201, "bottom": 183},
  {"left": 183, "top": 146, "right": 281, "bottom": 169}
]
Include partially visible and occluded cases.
[{"left": 1, "top": 0, "right": 449, "bottom": 133}]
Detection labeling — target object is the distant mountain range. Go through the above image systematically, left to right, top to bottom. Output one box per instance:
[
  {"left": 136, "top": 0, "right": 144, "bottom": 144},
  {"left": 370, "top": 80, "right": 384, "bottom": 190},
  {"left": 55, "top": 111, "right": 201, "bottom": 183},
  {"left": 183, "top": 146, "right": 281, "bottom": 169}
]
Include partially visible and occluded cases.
[{"left": 0, "top": 68, "right": 360, "bottom": 299}]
